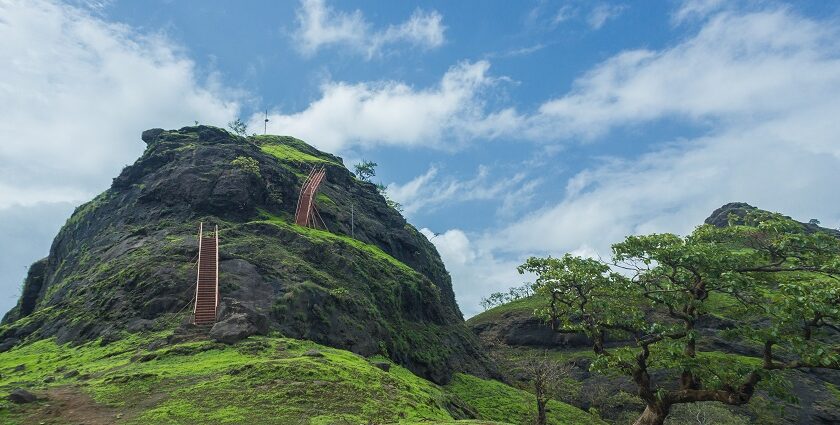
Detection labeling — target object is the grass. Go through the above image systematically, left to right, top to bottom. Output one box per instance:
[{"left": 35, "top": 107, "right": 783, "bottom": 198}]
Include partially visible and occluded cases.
[
  {"left": 254, "top": 210, "right": 417, "bottom": 276},
  {"left": 466, "top": 296, "right": 547, "bottom": 326},
  {"left": 0, "top": 335, "right": 600, "bottom": 425},
  {"left": 445, "top": 374, "right": 605, "bottom": 425}
]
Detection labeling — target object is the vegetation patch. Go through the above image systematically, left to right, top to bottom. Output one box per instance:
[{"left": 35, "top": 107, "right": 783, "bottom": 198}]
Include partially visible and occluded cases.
[
  {"left": 259, "top": 141, "right": 338, "bottom": 166},
  {"left": 0, "top": 335, "right": 594, "bottom": 425},
  {"left": 445, "top": 374, "right": 604, "bottom": 425}
]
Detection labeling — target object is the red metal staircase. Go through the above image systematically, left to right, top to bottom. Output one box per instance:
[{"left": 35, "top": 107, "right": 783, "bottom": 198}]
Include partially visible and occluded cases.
[
  {"left": 295, "top": 166, "right": 327, "bottom": 228},
  {"left": 193, "top": 223, "right": 219, "bottom": 325}
]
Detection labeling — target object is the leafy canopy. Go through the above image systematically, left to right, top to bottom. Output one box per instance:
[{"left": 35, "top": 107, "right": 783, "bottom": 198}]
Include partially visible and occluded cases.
[
  {"left": 353, "top": 160, "right": 377, "bottom": 182},
  {"left": 522, "top": 211, "right": 840, "bottom": 424}
]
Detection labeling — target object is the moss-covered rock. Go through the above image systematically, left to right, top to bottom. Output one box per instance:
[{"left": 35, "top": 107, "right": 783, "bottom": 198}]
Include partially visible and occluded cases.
[{"left": 0, "top": 126, "right": 488, "bottom": 384}]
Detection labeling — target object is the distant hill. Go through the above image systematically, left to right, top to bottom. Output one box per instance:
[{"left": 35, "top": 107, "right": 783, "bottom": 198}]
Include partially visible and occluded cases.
[{"left": 467, "top": 203, "right": 840, "bottom": 424}]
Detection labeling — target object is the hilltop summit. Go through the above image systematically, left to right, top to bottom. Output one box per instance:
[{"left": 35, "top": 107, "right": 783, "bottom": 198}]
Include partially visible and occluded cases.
[{"left": 0, "top": 126, "right": 487, "bottom": 383}]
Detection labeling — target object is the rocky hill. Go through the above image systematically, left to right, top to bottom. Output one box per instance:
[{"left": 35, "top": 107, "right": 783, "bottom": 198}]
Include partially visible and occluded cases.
[
  {"left": 0, "top": 125, "right": 486, "bottom": 383},
  {"left": 0, "top": 126, "right": 607, "bottom": 425},
  {"left": 467, "top": 203, "right": 840, "bottom": 424}
]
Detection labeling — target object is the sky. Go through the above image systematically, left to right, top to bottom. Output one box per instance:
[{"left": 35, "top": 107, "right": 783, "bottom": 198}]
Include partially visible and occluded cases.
[{"left": 2, "top": 0, "right": 840, "bottom": 318}]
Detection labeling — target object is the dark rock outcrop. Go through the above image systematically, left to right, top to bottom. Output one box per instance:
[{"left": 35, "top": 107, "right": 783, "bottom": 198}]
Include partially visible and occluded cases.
[
  {"left": 1, "top": 126, "right": 489, "bottom": 384},
  {"left": 706, "top": 202, "right": 840, "bottom": 237},
  {"left": 209, "top": 300, "right": 269, "bottom": 344},
  {"left": 7, "top": 388, "right": 37, "bottom": 404}
]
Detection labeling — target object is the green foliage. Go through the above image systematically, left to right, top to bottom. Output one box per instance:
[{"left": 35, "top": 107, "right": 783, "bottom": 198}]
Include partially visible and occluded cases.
[
  {"left": 227, "top": 118, "right": 248, "bottom": 136},
  {"left": 260, "top": 143, "right": 336, "bottom": 165},
  {"left": 230, "top": 156, "right": 261, "bottom": 178},
  {"left": 353, "top": 160, "right": 377, "bottom": 182},
  {"left": 376, "top": 182, "right": 404, "bottom": 212},
  {"left": 521, "top": 211, "right": 840, "bottom": 423},
  {"left": 518, "top": 255, "right": 634, "bottom": 349},
  {"left": 479, "top": 283, "right": 534, "bottom": 311},
  {"left": 445, "top": 373, "right": 605, "bottom": 425}
]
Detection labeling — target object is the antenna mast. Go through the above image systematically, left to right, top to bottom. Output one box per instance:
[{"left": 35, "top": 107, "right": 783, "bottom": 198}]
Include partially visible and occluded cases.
[{"left": 264, "top": 109, "right": 269, "bottom": 135}]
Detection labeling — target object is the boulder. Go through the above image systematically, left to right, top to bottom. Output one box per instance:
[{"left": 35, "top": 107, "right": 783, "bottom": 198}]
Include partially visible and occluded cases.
[
  {"left": 141, "top": 128, "right": 164, "bottom": 144},
  {"left": 209, "top": 300, "right": 270, "bottom": 344},
  {"left": 210, "top": 314, "right": 263, "bottom": 344},
  {"left": 0, "top": 338, "right": 20, "bottom": 353},
  {"left": 372, "top": 361, "right": 391, "bottom": 372},
  {"left": 7, "top": 388, "right": 37, "bottom": 404}
]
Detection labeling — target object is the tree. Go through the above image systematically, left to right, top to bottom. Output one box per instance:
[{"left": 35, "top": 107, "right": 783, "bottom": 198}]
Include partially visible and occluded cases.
[
  {"left": 228, "top": 118, "right": 248, "bottom": 136},
  {"left": 353, "top": 160, "right": 377, "bottom": 182},
  {"left": 375, "top": 182, "right": 403, "bottom": 212},
  {"left": 524, "top": 212, "right": 840, "bottom": 425},
  {"left": 809, "top": 218, "right": 821, "bottom": 226},
  {"left": 518, "top": 255, "right": 635, "bottom": 352},
  {"left": 479, "top": 283, "right": 535, "bottom": 311},
  {"left": 482, "top": 336, "right": 570, "bottom": 425}
]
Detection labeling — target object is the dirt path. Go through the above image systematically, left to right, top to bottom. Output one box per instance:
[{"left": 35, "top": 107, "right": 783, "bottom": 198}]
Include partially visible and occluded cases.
[{"left": 23, "top": 386, "right": 127, "bottom": 425}]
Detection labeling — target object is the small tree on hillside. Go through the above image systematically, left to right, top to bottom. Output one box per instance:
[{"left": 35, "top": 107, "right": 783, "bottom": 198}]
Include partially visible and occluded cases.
[
  {"left": 228, "top": 118, "right": 248, "bottom": 136},
  {"left": 353, "top": 160, "right": 377, "bottom": 182},
  {"left": 376, "top": 182, "right": 404, "bottom": 213},
  {"left": 523, "top": 212, "right": 840, "bottom": 425},
  {"left": 518, "top": 255, "right": 635, "bottom": 351},
  {"left": 482, "top": 336, "right": 570, "bottom": 425}
]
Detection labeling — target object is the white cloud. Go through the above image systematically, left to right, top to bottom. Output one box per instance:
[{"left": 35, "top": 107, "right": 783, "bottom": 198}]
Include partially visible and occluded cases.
[
  {"left": 0, "top": 0, "right": 239, "bottom": 210},
  {"left": 0, "top": 0, "right": 240, "bottom": 315},
  {"left": 294, "top": 0, "right": 445, "bottom": 58},
  {"left": 672, "top": 0, "right": 726, "bottom": 25},
  {"left": 587, "top": 4, "right": 627, "bottom": 29},
  {"left": 430, "top": 5, "right": 840, "bottom": 315},
  {"left": 553, "top": 5, "right": 576, "bottom": 25},
  {"left": 275, "top": 6, "right": 840, "bottom": 160},
  {"left": 488, "top": 7, "right": 840, "bottom": 257},
  {"left": 528, "top": 8, "right": 840, "bottom": 140},
  {"left": 251, "top": 61, "right": 511, "bottom": 153},
  {"left": 387, "top": 165, "right": 540, "bottom": 217},
  {"left": 420, "top": 228, "right": 524, "bottom": 318}
]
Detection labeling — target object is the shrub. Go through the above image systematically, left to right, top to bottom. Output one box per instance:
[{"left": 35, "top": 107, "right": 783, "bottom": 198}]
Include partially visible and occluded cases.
[{"left": 231, "top": 156, "right": 261, "bottom": 178}]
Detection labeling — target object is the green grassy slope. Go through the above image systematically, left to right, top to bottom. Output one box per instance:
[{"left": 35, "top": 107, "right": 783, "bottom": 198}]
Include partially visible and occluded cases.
[
  {"left": 466, "top": 296, "right": 547, "bottom": 328},
  {"left": 0, "top": 335, "right": 598, "bottom": 425}
]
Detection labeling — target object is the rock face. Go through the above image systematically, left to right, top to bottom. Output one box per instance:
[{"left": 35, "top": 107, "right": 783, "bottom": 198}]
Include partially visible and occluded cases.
[
  {"left": 0, "top": 126, "right": 488, "bottom": 383},
  {"left": 706, "top": 202, "right": 840, "bottom": 237}
]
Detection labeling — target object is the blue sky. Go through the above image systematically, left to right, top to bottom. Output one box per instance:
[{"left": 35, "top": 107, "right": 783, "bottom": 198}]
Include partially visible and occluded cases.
[{"left": 2, "top": 0, "right": 840, "bottom": 317}]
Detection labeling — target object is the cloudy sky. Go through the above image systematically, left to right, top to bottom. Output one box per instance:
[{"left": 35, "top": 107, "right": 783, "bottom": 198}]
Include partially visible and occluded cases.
[{"left": 2, "top": 0, "right": 839, "bottom": 317}]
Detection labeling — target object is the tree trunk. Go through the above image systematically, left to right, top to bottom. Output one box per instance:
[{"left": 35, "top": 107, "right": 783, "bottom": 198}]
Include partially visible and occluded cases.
[
  {"left": 593, "top": 329, "right": 606, "bottom": 354},
  {"left": 535, "top": 379, "right": 547, "bottom": 425},
  {"left": 536, "top": 397, "right": 547, "bottom": 425},
  {"left": 633, "top": 404, "right": 669, "bottom": 425}
]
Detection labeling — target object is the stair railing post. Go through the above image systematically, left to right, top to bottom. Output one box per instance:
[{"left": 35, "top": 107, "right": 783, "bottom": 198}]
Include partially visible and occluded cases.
[
  {"left": 193, "top": 222, "right": 203, "bottom": 324},
  {"left": 214, "top": 225, "right": 219, "bottom": 321}
]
